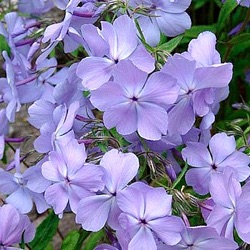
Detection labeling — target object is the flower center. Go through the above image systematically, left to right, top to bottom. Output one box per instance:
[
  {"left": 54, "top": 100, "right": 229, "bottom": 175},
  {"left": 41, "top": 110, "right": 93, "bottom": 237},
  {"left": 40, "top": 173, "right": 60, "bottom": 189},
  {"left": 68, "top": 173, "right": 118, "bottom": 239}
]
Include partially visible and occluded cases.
[
  {"left": 131, "top": 96, "right": 138, "bottom": 102},
  {"left": 211, "top": 163, "right": 217, "bottom": 170}
]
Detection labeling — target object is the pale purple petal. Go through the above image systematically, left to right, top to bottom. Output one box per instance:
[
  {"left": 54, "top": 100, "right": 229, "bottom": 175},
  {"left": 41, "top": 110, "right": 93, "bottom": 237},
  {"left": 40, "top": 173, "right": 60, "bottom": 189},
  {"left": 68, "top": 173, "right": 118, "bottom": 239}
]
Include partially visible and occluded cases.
[
  {"left": 156, "top": 11, "right": 191, "bottom": 37},
  {"left": 113, "top": 15, "right": 138, "bottom": 60},
  {"left": 135, "top": 16, "right": 160, "bottom": 47},
  {"left": 81, "top": 24, "right": 108, "bottom": 56},
  {"left": 187, "top": 31, "right": 221, "bottom": 66},
  {"left": 128, "top": 44, "right": 155, "bottom": 73},
  {"left": 162, "top": 54, "right": 196, "bottom": 92},
  {"left": 76, "top": 57, "right": 114, "bottom": 90},
  {"left": 113, "top": 60, "right": 148, "bottom": 95},
  {"left": 194, "top": 63, "right": 233, "bottom": 90},
  {"left": 139, "top": 72, "right": 179, "bottom": 107},
  {"left": 90, "top": 81, "right": 127, "bottom": 110},
  {"left": 167, "top": 97, "right": 195, "bottom": 135},
  {"left": 28, "top": 100, "right": 55, "bottom": 128},
  {"left": 103, "top": 102, "right": 137, "bottom": 135},
  {"left": 137, "top": 102, "right": 168, "bottom": 140},
  {"left": 209, "top": 133, "right": 236, "bottom": 164},
  {"left": 60, "top": 140, "right": 87, "bottom": 174},
  {"left": 182, "top": 142, "right": 212, "bottom": 167},
  {"left": 100, "top": 149, "right": 139, "bottom": 192},
  {"left": 217, "top": 151, "right": 250, "bottom": 181},
  {"left": 42, "top": 152, "right": 66, "bottom": 182},
  {"left": 23, "top": 164, "right": 51, "bottom": 193},
  {"left": 70, "top": 164, "right": 105, "bottom": 192},
  {"left": 185, "top": 168, "right": 212, "bottom": 195},
  {"left": 0, "top": 171, "right": 18, "bottom": 194},
  {"left": 44, "top": 183, "right": 68, "bottom": 215},
  {"left": 117, "top": 183, "right": 145, "bottom": 219},
  {"left": 6, "top": 187, "right": 33, "bottom": 214},
  {"left": 144, "top": 188, "right": 172, "bottom": 220},
  {"left": 31, "top": 192, "right": 50, "bottom": 213},
  {"left": 76, "top": 195, "right": 113, "bottom": 231},
  {"left": 206, "top": 205, "right": 234, "bottom": 239},
  {"left": 148, "top": 216, "right": 183, "bottom": 245},
  {"left": 129, "top": 227, "right": 157, "bottom": 250}
]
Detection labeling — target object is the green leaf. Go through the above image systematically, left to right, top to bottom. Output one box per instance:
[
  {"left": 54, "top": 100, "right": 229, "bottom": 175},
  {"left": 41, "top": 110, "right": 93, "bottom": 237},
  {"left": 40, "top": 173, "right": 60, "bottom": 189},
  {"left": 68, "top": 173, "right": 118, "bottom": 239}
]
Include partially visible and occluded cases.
[
  {"left": 192, "top": 0, "right": 210, "bottom": 9},
  {"left": 217, "top": 0, "right": 238, "bottom": 33},
  {"left": 184, "top": 25, "right": 217, "bottom": 38},
  {"left": 228, "top": 33, "right": 250, "bottom": 45},
  {"left": 0, "top": 35, "right": 11, "bottom": 55},
  {"left": 158, "top": 35, "right": 183, "bottom": 53},
  {"left": 29, "top": 211, "right": 59, "bottom": 250},
  {"left": 61, "top": 229, "right": 91, "bottom": 250},
  {"left": 84, "top": 230, "right": 104, "bottom": 250},
  {"left": 44, "top": 242, "right": 54, "bottom": 250}
]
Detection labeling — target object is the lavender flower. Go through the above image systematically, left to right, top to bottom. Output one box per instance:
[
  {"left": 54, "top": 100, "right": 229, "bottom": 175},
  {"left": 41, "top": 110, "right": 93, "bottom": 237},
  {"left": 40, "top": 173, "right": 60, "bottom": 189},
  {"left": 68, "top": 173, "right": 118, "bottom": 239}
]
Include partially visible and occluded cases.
[
  {"left": 18, "top": 0, "right": 54, "bottom": 14},
  {"left": 129, "top": 0, "right": 192, "bottom": 46},
  {"left": 76, "top": 14, "right": 155, "bottom": 90},
  {"left": 161, "top": 53, "right": 233, "bottom": 135},
  {"left": 90, "top": 60, "right": 179, "bottom": 140},
  {"left": 34, "top": 101, "right": 79, "bottom": 153},
  {"left": 182, "top": 132, "right": 250, "bottom": 194},
  {"left": 42, "top": 139, "right": 105, "bottom": 217},
  {"left": 0, "top": 149, "right": 50, "bottom": 214},
  {"left": 76, "top": 149, "right": 139, "bottom": 231},
  {"left": 206, "top": 168, "right": 250, "bottom": 243},
  {"left": 116, "top": 182, "right": 184, "bottom": 249},
  {"left": 0, "top": 204, "right": 35, "bottom": 249},
  {"left": 158, "top": 226, "right": 238, "bottom": 249}
]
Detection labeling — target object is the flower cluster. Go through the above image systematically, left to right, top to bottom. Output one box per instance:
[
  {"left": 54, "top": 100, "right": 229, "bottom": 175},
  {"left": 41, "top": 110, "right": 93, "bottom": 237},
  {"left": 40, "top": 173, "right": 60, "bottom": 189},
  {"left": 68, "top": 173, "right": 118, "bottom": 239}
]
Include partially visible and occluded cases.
[{"left": 0, "top": 0, "right": 249, "bottom": 249}]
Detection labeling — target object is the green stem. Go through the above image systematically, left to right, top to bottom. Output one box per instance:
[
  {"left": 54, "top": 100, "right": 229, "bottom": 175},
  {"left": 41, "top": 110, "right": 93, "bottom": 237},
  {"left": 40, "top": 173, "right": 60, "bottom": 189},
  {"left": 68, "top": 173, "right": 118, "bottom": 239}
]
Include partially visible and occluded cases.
[{"left": 171, "top": 162, "right": 188, "bottom": 189}]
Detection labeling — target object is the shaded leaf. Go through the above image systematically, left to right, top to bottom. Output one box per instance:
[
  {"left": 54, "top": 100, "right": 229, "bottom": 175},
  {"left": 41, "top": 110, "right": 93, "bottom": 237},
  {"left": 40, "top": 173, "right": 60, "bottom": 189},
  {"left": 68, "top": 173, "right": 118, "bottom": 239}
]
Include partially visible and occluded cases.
[{"left": 29, "top": 211, "right": 59, "bottom": 250}]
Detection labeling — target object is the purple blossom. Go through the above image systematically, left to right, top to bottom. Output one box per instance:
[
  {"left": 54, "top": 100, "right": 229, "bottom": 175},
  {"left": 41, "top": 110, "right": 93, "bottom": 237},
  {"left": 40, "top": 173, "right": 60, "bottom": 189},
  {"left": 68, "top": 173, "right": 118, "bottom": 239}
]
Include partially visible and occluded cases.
[
  {"left": 18, "top": 0, "right": 54, "bottom": 14},
  {"left": 129, "top": 0, "right": 192, "bottom": 46},
  {"left": 37, "top": 1, "right": 101, "bottom": 62},
  {"left": 76, "top": 14, "right": 155, "bottom": 90},
  {"left": 161, "top": 53, "right": 233, "bottom": 135},
  {"left": 90, "top": 60, "right": 178, "bottom": 140},
  {"left": 34, "top": 101, "right": 79, "bottom": 153},
  {"left": 182, "top": 132, "right": 250, "bottom": 194},
  {"left": 42, "top": 139, "right": 105, "bottom": 217},
  {"left": 0, "top": 149, "right": 50, "bottom": 214},
  {"left": 76, "top": 149, "right": 139, "bottom": 231},
  {"left": 206, "top": 168, "right": 250, "bottom": 242},
  {"left": 116, "top": 182, "right": 184, "bottom": 249},
  {"left": 0, "top": 204, "right": 35, "bottom": 248},
  {"left": 158, "top": 226, "right": 238, "bottom": 249}
]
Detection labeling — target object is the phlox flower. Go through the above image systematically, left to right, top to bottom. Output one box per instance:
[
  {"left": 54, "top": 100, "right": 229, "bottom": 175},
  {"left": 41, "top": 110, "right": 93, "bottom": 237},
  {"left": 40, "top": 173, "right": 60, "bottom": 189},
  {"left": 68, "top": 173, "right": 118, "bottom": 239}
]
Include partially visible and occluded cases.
[
  {"left": 18, "top": 0, "right": 54, "bottom": 14},
  {"left": 128, "top": 0, "right": 192, "bottom": 46},
  {"left": 37, "top": 1, "right": 101, "bottom": 62},
  {"left": 76, "top": 14, "right": 155, "bottom": 90},
  {"left": 161, "top": 52, "right": 233, "bottom": 135},
  {"left": 90, "top": 60, "right": 179, "bottom": 140},
  {"left": 34, "top": 101, "right": 79, "bottom": 153},
  {"left": 182, "top": 132, "right": 250, "bottom": 194},
  {"left": 41, "top": 139, "right": 105, "bottom": 217},
  {"left": 0, "top": 149, "right": 50, "bottom": 214},
  {"left": 76, "top": 149, "right": 139, "bottom": 231},
  {"left": 206, "top": 168, "right": 250, "bottom": 243},
  {"left": 116, "top": 182, "right": 183, "bottom": 250},
  {"left": 0, "top": 204, "right": 35, "bottom": 249},
  {"left": 158, "top": 226, "right": 238, "bottom": 249}
]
